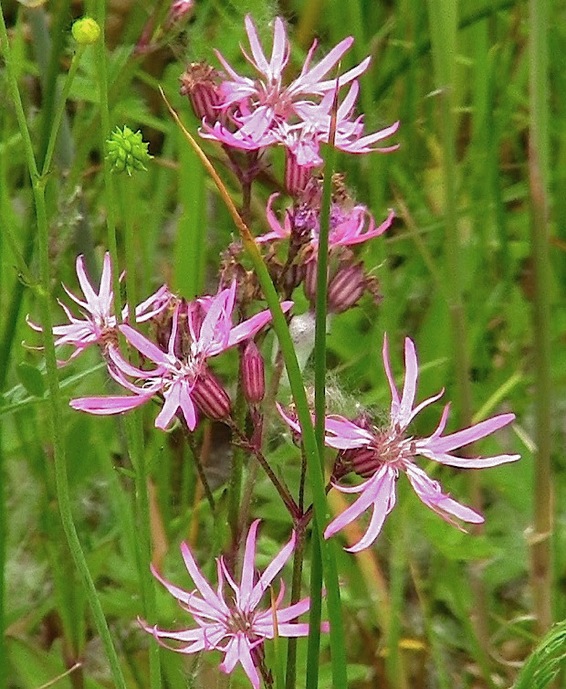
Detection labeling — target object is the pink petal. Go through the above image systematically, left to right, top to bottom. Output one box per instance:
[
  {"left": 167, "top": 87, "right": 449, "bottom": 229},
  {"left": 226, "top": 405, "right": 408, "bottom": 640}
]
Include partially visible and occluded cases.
[
  {"left": 244, "top": 15, "right": 270, "bottom": 75},
  {"left": 269, "top": 17, "right": 289, "bottom": 77},
  {"left": 297, "top": 36, "right": 354, "bottom": 88},
  {"left": 313, "top": 55, "right": 372, "bottom": 93},
  {"left": 98, "top": 252, "right": 113, "bottom": 309},
  {"left": 75, "top": 254, "right": 98, "bottom": 306},
  {"left": 120, "top": 324, "right": 171, "bottom": 366},
  {"left": 382, "top": 333, "right": 401, "bottom": 414},
  {"left": 397, "top": 337, "right": 419, "bottom": 427},
  {"left": 155, "top": 382, "right": 182, "bottom": 430},
  {"left": 70, "top": 394, "right": 150, "bottom": 415},
  {"left": 425, "top": 413, "right": 516, "bottom": 456},
  {"left": 324, "top": 415, "right": 373, "bottom": 449},
  {"left": 405, "top": 463, "right": 484, "bottom": 526},
  {"left": 324, "top": 466, "right": 395, "bottom": 547},
  {"left": 239, "top": 520, "right": 261, "bottom": 608},
  {"left": 248, "top": 529, "right": 296, "bottom": 610},
  {"left": 180, "top": 542, "right": 229, "bottom": 614},
  {"left": 220, "top": 636, "right": 260, "bottom": 689}
]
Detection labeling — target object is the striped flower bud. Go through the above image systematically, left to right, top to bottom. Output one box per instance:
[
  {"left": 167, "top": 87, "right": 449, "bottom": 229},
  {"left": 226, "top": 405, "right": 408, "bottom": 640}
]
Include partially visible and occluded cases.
[
  {"left": 180, "top": 63, "right": 223, "bottom": 124},
  {"left": 284, "top": 150, "right": 313, "bottom": 197},
  {"left": 303, "top": 259, "right": 317, "bottom": 306},
  {"left": 327, "top": 262, "right": 367, "bottom": 313},
  {"left": 240, "top": 340, "right": 265, "bottom": 404},
  {"left": 192, "top": 370, "right": 231, "bottom": 421}
]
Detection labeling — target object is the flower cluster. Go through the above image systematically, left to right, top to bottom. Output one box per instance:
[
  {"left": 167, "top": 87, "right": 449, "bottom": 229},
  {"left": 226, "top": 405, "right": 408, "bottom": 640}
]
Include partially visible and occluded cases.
[
  {"left": 30, "top": 13, "right": 521, "bottom": 689},
  {"left": 181, "top": 15, "right": 398, "bottom": 186},
  {"left": 28, "top": 252, "right": 170, "bottom": 365},
  {"left": 71, "top": 281, "right": 292, "bottom": 430}
]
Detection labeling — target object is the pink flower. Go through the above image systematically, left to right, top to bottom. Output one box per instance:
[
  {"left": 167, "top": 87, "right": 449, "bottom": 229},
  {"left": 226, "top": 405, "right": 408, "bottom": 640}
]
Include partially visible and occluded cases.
[
  {"left": 200, "top": 15, "right": 399, "bottom": 165},
  {"left": 214, "top": 15, "right": 368, "bottom": 133},
  {"left": 280, "top": 82, "right": 400, "bottom": 167},
  {"left": 260, "top": 192, "right": 394, "bottom": 252},
  {"left": 28, "top": 252, "right": 170, "bottom": 364},
  {"left": 71, "top": 283, "right": 292, "bottom": 431},
  {"left": 279, "top": 335, "right": 520, "bottom": 552},
  {"left": 140, "top": 520, "right": 323, "bottom": 689}
]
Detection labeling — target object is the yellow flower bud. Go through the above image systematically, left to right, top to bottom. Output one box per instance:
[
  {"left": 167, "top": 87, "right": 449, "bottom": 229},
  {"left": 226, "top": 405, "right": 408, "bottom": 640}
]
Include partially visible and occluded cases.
[{"left": 71, "top": 17, "right": 101, "bottom": 46}]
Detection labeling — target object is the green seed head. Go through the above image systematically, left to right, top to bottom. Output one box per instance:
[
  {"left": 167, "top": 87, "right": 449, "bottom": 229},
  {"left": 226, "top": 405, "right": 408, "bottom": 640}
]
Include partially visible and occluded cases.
[
  {"left": 71, "top": 17, "right": 101, "bottom": 45},
  {"left": 106, "top": 126, "right": 153, "bottom": 176}
]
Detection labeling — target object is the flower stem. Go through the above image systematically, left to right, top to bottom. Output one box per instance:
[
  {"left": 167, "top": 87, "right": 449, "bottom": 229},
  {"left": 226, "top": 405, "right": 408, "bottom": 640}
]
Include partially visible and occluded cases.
[
  {"left": 95, "top": 0, "right": 121, "bottom": 318},
  {"left": 528, "top": 0, "right": 553, "bottom": 635},
  {"left": 0, "top": 10, "right": 127, "bottom": 689},
  {"left": 122, "top": 177, "right": 162, "bottom": 689},
  {"left": 227, "top": 390, "right": 246, "bottom": 549},
  {"left": 180, "top": 419, "right": 216, "bottom": 513},
  {"left": 228, "top": 421, "right": 300, "bottom": 519}
]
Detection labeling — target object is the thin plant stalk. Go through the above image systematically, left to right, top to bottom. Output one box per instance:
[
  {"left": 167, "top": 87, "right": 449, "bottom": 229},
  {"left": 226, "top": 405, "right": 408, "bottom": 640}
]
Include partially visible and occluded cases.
[
  {"left": 95, "top": 0, "right": 121, "bottom": 318},
  {"left": 425, "top": 0, "right": 493, "bottom": 680},
  {"left": 528, "top": 0, "right": 553, "bottom": 635},
  {"left": 95, "top": 2, "right": 161, "bottom": 685},
  {"left": 0, "top": 10, "right": 128, "bottom": 689},
  {"left": 305, "top": 83, "right": 340, "bottom": 689},
  {"left": 162, "top": 93, "right": 348, "bottom": 689},
  {"left": 122, "top": 177, "right": 162, "bottom": 689},
  {"left": 227, "top": 390, "right": 246, "bottom": 551},
  {"left": 0, "top": 426, "right": 5, "bottom": 684}
]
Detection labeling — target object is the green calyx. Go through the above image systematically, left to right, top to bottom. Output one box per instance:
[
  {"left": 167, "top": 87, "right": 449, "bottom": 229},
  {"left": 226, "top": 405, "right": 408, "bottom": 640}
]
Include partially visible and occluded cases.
[{"left": 106, "top": 125, "right": 153, "bottom": 175}]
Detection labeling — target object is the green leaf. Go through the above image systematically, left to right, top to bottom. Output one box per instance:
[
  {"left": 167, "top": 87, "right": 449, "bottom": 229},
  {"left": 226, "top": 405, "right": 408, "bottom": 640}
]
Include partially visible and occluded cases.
[
  {"left": 16, "top": 362, "right": 46, "bottom": 398},
  {"left": 512, "top": 619, "right": 566, "bottom": 689}
]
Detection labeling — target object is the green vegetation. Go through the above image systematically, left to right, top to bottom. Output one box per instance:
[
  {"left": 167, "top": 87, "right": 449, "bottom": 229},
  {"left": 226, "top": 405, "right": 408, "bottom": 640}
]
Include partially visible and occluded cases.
[{"left": 0, "top": 1, "right": 563, "bottom": 688}]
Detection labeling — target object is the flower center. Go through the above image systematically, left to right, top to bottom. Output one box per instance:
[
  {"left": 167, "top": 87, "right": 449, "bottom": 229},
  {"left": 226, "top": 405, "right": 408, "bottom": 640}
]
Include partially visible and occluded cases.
[
  {"left": 342, "top": 426, "right": 414, "bottom": 479},
  {"left": 227, "top": 607, "right": 254, "bottom": 635}
]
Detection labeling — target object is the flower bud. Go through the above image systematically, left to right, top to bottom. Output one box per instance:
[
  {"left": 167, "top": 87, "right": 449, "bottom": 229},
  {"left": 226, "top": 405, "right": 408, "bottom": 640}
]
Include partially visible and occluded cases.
[
  {"left": 166, "top": 0, "right": 194, "bottom": 26},
  {"left": 72, "top": 17, "right": 101, "bottom": 45},
  {"left": 180, "top": 63, "right": 223, "bottom": 124},
  {"left": 106, "top": 125, "right": 153, "bottom": 176},
  {"left": 284, "top": 150, "right": 313, "bottom": 197},
  {"left": 303, "top": 259, "right": 319, "bottom": 306},
  {"left": 327, "top": 262, "right": 367, "bottom": 313},
  {"left": 240, "top": 341, "right": 265, "bottom": 404},
  {"left": 192, "top": 370, "right": 231, "bottom": 420},
  {"left": 339, "top": 446, "right": 379, "bottom": 479}
]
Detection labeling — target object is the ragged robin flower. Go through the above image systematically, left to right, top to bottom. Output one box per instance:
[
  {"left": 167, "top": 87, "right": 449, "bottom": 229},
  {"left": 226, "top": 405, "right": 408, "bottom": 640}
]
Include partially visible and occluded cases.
[
  {"left": 200, "top": 15, "right": 399, "bottom": 167},
  {"left": 28, "top": 252, "right": 170, "bottom": 364},
  {"left": 71, "top": 282, "right": 292, "bottom": 431},
  {"left": 279, "top": 335, "right": 520, "bottom": 552},
  {"left": 140, "top": 520, "right": 325, "bottom": 689}
]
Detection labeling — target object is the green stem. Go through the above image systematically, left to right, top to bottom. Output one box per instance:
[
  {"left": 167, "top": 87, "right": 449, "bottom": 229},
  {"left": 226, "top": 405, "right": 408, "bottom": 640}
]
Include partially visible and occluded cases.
[
  {"left": 95, "top": 0, "right": 121, "bottom": 319},
  {"left": 528, "top": 0, "right": 553, "bottom": 635},
  {"left": 426, "top": 1, "right": 493, "bottom": 683},
  {"left": 0, "top": 11, "right": 127, "bottom": 689},
  {"left": 41, "top": 45, "right": 86, "bottom": 177},
  {"left": 305, "top": 98, "right": 339, "bottom": 689},
  {"left": 164, "top": 99, "right": 348, "bottom": 689},
  {"left": 122, "top": 178, "right": 162, "bottom": 689},
  {"left": 227, "top": 391, "right": 246, "bottom": 549},
  {"left": 0, "top": 423, "right": 5, "bottom": 687},
  {"left": 284, "top": 524, "right": 307, "bottom": 689}
]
